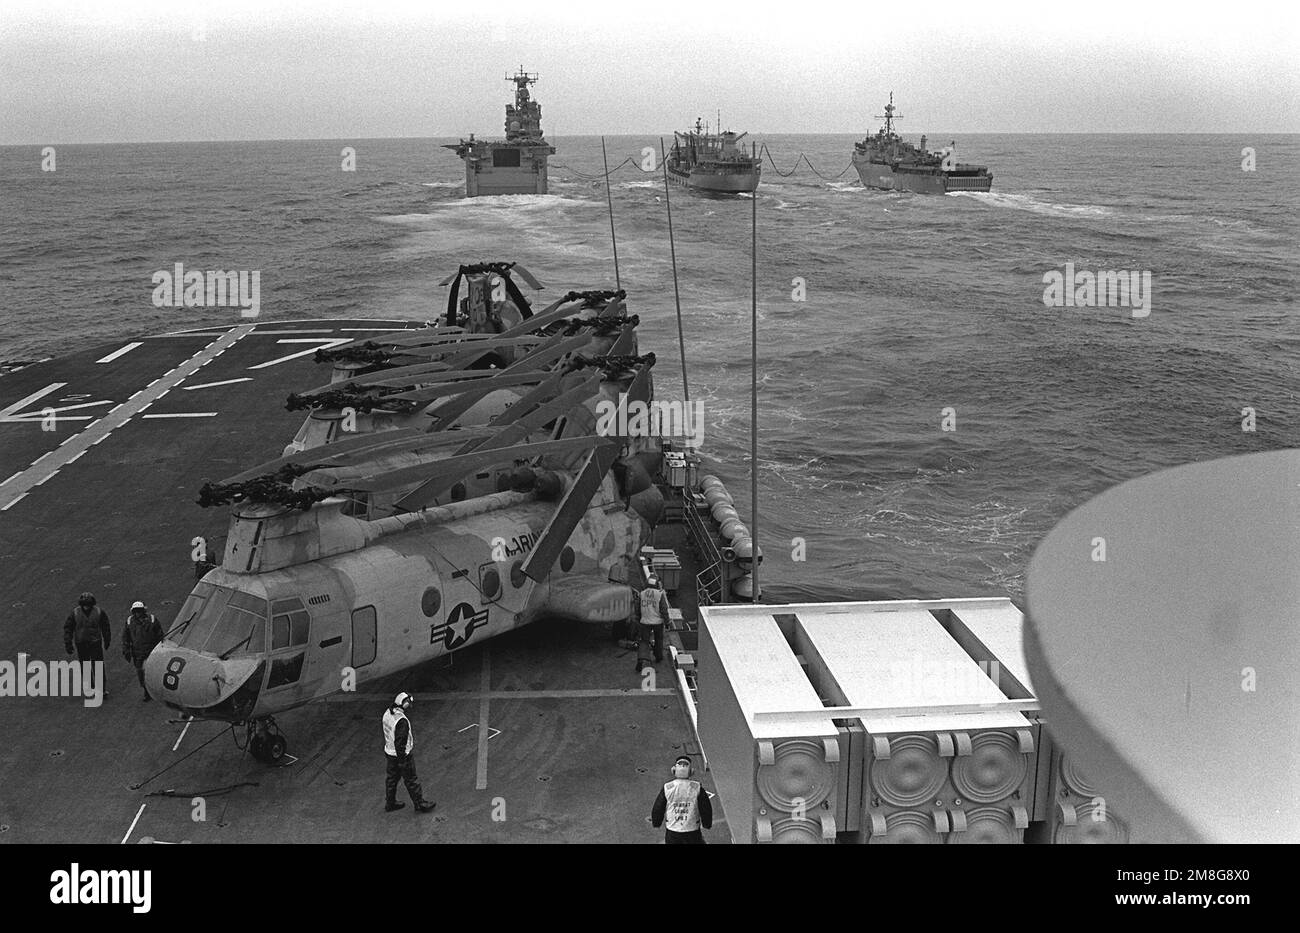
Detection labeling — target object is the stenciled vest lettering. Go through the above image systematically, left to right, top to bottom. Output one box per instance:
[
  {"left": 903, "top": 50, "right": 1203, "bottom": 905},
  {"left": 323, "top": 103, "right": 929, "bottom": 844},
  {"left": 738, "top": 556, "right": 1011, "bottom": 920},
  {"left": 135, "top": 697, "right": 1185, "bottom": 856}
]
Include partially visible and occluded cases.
[
  {"left": 639, "top": 588, "right": 665, "bottom": 626},
  {"left": 663, "top": 779, "right": 701, "bottom": 833}
]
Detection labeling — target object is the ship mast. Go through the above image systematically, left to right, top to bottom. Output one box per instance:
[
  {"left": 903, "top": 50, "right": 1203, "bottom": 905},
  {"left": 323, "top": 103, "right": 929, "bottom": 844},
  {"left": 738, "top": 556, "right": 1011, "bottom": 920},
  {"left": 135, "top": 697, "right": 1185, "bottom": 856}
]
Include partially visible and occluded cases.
[
  {"left": 507, "top": 65, "right": 538, "bottom": 108},
  {"left": 504, "top": 66, "right": 543, "bottom": 140},
  {"left": 876, "top": 91, "right": 902, "bottom": 137}
]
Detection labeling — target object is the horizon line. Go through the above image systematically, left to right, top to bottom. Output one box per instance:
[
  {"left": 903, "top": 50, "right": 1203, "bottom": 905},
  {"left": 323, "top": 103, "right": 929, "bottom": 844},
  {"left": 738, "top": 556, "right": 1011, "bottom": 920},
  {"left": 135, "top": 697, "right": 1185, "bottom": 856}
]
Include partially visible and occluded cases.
[{"left": 4, "top": 131, "right": 1297, "bottom": 147}]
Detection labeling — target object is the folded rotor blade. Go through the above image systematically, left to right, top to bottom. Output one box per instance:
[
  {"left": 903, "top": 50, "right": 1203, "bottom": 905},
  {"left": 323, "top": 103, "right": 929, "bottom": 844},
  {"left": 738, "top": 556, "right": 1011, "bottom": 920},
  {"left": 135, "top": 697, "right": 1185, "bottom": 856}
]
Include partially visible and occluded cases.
[{"left": 520, "top": 443, "right": 622, "bottom": 583}]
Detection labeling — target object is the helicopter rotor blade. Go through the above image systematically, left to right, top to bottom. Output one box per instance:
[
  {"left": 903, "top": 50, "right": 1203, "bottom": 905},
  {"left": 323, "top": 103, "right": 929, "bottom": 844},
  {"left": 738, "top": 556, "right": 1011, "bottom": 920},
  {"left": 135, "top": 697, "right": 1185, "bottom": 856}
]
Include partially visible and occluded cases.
[
  {"left": 454, "top": 373, "right": 604, "bottom": 455},
  {"left": 381, "top": 435, "right": 617, "bottom": 510},
  {"left": 520, "top": 442, "right": 622, "bottom": 583}
]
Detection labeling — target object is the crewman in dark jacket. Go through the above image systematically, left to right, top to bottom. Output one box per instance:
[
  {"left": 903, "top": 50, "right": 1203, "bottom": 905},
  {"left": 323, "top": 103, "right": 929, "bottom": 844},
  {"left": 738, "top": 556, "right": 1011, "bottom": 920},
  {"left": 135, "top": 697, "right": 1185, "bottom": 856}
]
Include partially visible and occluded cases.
[
  {"left": 64, "top": 592, "right": 110, "bottom": 695},
  {"left": 122, "top": 600, "right": 164, "bottom": 701},
  {"left": 382, "top": 692, "right": 436, "bottom": 814},
  {"left": 651, "top": 754, "right": 712, "bottom": 844}
]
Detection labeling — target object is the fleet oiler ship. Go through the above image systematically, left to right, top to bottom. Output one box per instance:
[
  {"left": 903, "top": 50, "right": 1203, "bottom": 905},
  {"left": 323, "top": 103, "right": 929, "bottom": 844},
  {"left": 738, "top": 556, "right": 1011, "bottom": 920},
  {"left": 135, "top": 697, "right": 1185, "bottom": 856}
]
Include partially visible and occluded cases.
[
  {"left": 443, "top": 68, "right": 556, "bottom": 196},
  {"left": 852, "top": 93, "right": 993, "bottom": 194},
  {"left": 666, "top": 118, "right": 762, "bottom": 195}
]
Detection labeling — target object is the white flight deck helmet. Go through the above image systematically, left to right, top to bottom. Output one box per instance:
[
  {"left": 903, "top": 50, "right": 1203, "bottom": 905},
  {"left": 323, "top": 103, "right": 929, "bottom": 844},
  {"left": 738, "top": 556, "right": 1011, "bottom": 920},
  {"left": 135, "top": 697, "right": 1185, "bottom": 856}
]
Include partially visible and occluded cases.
[{"left": 394, "top": 692, "right": 414, "bottom": 710}]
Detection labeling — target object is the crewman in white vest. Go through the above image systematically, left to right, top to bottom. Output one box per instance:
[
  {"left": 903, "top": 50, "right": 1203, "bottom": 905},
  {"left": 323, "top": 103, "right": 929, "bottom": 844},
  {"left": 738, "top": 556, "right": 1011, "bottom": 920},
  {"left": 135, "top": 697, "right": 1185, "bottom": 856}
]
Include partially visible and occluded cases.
[
  {"left": 635, "top": 576, "right": 670, "bottom": 672},
  {"left": 382, "top": 692, "right": 436, "bottom": 814},
  {"left": 650, "top": 754, "right": 712, "bottom": 844}
]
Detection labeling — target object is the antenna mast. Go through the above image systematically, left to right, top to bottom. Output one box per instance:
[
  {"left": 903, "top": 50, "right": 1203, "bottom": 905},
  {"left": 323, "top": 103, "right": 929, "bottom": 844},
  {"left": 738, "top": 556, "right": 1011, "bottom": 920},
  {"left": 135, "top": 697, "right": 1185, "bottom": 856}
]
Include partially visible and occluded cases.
[
  {"left": 875, "top": 91, "right": 902, "bottom": 136},
  {"left": 601, "top": 137, "right": 621, "bottom": 291},
  {"left": 660, "top": 137, "right": 689, "bottom": 403},
  {"left": 749, "top": 139, "right": 760, "bottom": 603}
]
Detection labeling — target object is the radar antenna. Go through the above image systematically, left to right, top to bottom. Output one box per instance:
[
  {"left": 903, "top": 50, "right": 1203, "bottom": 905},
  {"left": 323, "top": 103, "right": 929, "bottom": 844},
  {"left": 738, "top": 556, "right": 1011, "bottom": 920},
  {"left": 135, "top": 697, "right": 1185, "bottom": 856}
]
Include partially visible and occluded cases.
[{"left": 875, "top": 91, "right": 903, "bottom": 136}]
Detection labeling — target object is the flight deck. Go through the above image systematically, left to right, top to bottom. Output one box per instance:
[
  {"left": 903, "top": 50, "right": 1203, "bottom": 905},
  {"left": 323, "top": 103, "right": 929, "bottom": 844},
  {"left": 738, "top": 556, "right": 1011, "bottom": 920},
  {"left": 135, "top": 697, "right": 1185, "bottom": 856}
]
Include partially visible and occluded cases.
[{"left": 0, "top": 320, "right": 719, "bottom": 844}]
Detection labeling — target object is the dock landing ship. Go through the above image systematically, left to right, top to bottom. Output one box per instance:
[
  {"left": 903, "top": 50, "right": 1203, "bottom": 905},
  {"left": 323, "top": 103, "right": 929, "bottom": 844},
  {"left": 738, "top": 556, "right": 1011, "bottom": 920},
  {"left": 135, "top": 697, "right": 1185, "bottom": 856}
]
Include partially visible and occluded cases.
[
  {"left": 443, "top": 68, "right": 557, "bottom": 196},
  {"left": 852, "top": 93, "right": 993, "bottom": 194},
  {"left": 666, "top": 118, "right": 762, "bottom": 195},
  {"left": 136, "top": 264, "right": 761, "bottom": 767}
]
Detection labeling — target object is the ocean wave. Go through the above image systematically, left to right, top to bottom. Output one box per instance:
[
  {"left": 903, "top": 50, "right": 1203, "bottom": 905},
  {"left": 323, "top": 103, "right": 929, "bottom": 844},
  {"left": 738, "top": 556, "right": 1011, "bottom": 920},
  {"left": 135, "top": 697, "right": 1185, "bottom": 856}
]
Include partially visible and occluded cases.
[{"left": 421, "top": 181, "right": 463, "bottom": 189}]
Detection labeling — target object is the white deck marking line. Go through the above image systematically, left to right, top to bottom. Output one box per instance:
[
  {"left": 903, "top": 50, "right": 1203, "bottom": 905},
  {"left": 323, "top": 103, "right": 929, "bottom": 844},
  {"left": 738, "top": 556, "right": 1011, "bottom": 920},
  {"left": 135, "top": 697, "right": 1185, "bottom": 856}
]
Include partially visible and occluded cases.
[
  {"left": 152, "top": 318, "right": 417, "bottom": 338},
  {"left": 0, "top": 325, "right": 255, "bottom": 510},
  {"left": 340, "top": 327, "right": 424, "bottom": 332},
  {"left": 252, "top": 328, "right": 337, "bottom": 334},
  {"left": 146, "top": 332, "right": 231, "bottom": 339},
  {"left": 248, "top": 338, "right": 351, "bottom": 370},
  {"left": 96, "top": 342, "right": 143, "bottom": 364},
  {"left": 183, "top": 377, "right": 253, "bottom": 391},
  {"left": 0, "top": 383, "right": 66, "bottom": 418},
  {"left": 4, "top": 399, "right": 114, "bottom": 418},
  {"left": 142, "top": 412, "right": 218, "bottom": 419},
  {"left": 0, "top": 415, "right": 94, "bottom": 424},
  {"left": 0, "top": 493, "right": 28, "bottom": 511},
  {"left": 476, "top": 649, "right": 491, "bottom": 791},
  {"left": 324, "top": 687, "right": 677, "bottom": 702},
  {"left": 172, "top": 719, "right": 192, "bottom": 752},
  {"left": 121, "top": 803, "right": 146, "bottom": 844}
]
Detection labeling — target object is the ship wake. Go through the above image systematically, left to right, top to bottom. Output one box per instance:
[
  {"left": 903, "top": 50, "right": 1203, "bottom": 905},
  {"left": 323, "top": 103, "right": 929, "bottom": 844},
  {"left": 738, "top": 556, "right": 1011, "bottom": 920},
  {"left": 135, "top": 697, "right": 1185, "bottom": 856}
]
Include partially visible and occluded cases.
[{"left": 947, "top": 191, "right": 1114, "bottom": 218}]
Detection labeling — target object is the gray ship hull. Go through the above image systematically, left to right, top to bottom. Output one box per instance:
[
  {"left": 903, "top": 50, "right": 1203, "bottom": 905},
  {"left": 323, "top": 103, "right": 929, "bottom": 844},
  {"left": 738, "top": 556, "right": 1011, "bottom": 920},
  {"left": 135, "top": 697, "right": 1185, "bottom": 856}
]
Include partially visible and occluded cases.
[
  {"left": 463, "top": 143, "right": 553, "bottom": 197},
  {"left": 851, "top": 153, "right": 992, "bottom": 194},
  {"left": 666, "top": 164, "right": 760, "bottom": 194}
]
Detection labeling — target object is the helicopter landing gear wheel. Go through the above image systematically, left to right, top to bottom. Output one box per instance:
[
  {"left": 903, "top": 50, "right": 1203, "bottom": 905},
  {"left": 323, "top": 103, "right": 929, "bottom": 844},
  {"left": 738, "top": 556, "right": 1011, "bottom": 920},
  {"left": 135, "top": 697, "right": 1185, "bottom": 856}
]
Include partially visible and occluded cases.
[
  {"left": 247, "top": 717, "right": 287, "bottom": 764},
  {"left": 265, "top": 735, "right": 287, "bottom": 763}
]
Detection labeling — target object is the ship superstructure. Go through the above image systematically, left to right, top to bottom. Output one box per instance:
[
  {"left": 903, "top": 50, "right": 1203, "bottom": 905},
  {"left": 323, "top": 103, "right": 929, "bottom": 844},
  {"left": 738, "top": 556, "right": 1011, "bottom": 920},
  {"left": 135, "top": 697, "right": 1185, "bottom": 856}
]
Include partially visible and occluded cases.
[
  {"left": 443, "top": 68, "right": 556, "bottom": 196},
  {"left": 851, "top": 93, "right": 993, "bottom": 194},
  {"left": 666, "top": 117, "right": 761, "bottom": 195}
]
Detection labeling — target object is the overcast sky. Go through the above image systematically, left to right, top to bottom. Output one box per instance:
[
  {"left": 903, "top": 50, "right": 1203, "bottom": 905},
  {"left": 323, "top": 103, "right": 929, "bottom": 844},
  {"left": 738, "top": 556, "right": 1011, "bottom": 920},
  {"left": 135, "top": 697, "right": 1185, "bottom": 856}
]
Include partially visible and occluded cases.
[{"left": 2, "top": 0, "right": 1296, "bottom": 144}]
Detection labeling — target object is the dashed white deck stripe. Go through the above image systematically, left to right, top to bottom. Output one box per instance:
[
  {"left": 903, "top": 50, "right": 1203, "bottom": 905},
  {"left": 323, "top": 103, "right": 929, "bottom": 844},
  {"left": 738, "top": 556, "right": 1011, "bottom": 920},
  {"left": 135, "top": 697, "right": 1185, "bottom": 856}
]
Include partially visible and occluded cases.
[
  {"left": 0, "top": 325, "right": 255, "bottom": 511},
  {"left": 96, "top": 342, "right": 143, "bottom": 364},
  {"left": 141, "top": 412, "right": 218, "bottom": 419}
]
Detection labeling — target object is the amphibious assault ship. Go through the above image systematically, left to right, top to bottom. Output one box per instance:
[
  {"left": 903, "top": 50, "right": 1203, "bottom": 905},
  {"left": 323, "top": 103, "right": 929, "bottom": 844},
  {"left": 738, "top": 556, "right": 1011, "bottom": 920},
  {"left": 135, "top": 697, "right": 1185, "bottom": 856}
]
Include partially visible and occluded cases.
[
  {"left": 443, "top": 69, "right": 556, "bottom": 196},
  {"left": 852, "top": 93, "right": 993, "bottom": 194},
  {"left": 666, "top": 118, "right": 761, "bottom": 195}
]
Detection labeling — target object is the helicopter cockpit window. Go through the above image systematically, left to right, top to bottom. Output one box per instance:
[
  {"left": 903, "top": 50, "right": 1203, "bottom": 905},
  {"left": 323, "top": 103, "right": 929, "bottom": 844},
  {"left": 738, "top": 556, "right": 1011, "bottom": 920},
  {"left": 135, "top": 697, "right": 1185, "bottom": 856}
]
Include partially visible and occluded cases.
[
  {"left": 168, "top": 582, "right": 216, "bottom": 645},
  {"left": 171, "top": 584, "right": 268, "bottom": 657},
  {"left": 271, "top": 598, "right": 310, "bottom": 651},
  {"left": 207, "top": 605, "right": 266, "bottom": 658}
]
